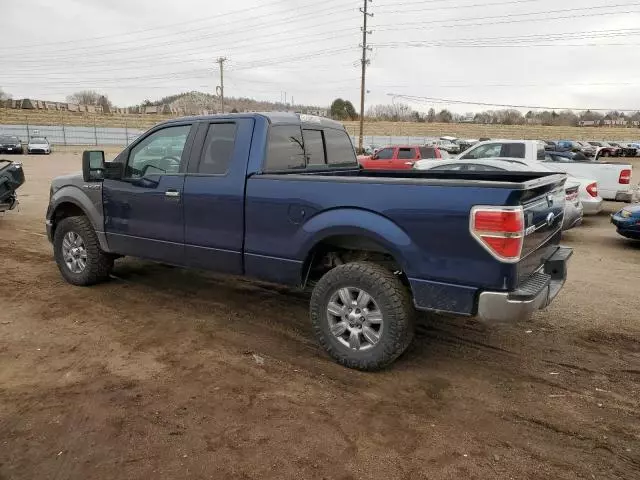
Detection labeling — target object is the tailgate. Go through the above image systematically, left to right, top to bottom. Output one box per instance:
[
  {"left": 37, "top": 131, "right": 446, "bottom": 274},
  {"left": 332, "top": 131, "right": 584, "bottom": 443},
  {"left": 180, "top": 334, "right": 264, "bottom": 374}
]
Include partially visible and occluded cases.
[{"left": 517, "top": 177, "right": 566, "bottom": 285}]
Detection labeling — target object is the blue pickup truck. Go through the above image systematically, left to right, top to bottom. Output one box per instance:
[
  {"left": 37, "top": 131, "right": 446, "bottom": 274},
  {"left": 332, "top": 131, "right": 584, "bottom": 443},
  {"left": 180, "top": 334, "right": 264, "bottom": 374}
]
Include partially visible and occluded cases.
[{"left": 46, "top": 113, "right": 572, "bottom": 370}]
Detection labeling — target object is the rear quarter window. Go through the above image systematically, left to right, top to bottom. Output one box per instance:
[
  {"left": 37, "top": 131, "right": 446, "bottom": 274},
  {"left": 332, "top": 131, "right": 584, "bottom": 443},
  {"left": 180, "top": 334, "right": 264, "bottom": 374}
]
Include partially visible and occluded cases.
[{"left": 324, "top": 128, "right": 357, "bottom": 166}]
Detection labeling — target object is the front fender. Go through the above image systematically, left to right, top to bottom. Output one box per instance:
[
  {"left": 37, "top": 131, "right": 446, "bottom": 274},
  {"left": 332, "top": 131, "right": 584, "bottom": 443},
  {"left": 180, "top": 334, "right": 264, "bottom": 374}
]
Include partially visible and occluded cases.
[
  {"left": 47, "top": 185, "right": 109, "bottom": 251},
  {"left": 295, "top": 208, "right": 422, "bottom": 275}
]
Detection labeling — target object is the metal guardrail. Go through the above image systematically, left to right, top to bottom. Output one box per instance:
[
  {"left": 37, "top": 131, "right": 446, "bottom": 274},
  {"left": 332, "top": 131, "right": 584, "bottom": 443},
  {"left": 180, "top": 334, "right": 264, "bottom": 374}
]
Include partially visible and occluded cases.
[
  {"left": 0, "top": 122, "right": 439, "bottom": 148},
  {"left": 0, "top": 123, "right": 145, "bottom": 146}
]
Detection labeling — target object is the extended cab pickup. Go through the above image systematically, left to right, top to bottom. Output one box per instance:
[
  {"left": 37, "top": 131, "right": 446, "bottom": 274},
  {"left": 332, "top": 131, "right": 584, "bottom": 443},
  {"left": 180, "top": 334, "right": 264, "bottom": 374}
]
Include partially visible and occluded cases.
[
  {"left": 46, "top": 113, "right": 572, "bottom": 370},
  {"left": 460, "top": 140, "right": 634, "bottom": 202}
]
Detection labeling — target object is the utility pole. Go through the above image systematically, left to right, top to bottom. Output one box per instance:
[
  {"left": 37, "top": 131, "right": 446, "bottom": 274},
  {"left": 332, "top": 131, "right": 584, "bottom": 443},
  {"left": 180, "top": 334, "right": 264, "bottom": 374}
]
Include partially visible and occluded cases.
[
  {"left": 358, "top": 0, "right": 373, "bottom": 153},
  {"left": 216, "top": 57, "right": 227, "bottom": 114}
]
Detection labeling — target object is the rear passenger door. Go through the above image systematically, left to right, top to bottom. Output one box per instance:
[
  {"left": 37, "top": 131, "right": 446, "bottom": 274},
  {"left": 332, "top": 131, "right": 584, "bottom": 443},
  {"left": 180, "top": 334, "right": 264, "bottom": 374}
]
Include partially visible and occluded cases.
[{"left": 182, "top": 118, "right": 255, "bottom": 274}]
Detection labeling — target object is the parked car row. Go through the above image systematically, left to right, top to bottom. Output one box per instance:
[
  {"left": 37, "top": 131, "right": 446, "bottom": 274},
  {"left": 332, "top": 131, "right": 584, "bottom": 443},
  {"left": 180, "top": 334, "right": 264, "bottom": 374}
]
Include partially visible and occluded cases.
[
  {"left": 0, "top": 135, "right": 52, "bottom": 155},
  {"left": 357, "top": 137, "right": 639, "bottom": 238},
  {"left": 544, "top": 139, "right": 640, "bottom": 158}
]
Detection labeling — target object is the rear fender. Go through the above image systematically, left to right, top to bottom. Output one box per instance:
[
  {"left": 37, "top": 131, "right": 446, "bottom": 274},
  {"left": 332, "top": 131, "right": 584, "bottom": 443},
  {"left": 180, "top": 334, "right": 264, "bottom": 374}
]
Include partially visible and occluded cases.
[{"left": 296, "top": 208, "right": 420, "bottom": 275}]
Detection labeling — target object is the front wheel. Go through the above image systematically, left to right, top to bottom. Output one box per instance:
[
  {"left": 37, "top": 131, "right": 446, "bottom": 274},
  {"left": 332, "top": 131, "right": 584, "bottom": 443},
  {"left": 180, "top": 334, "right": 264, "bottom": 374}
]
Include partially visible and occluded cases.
[
  {"left": 53, "top": 216, "right": 113, "bottom": 286},
  {"left": 310, "top": 262, "right": 415, "bottom": 371}
]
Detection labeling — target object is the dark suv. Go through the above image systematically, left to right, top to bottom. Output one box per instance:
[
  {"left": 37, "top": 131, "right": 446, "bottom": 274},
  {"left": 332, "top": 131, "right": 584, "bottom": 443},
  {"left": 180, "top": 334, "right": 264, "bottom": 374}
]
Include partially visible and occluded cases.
[{"left": 0, "top": 135, "right": 23, "bottom": 154}]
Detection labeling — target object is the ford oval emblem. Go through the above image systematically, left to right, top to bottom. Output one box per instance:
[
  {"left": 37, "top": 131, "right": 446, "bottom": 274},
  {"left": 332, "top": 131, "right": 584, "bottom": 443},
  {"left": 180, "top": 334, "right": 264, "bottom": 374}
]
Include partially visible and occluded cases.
[{"left": 546, "top": 212, "right": 556, "bottom": 226}]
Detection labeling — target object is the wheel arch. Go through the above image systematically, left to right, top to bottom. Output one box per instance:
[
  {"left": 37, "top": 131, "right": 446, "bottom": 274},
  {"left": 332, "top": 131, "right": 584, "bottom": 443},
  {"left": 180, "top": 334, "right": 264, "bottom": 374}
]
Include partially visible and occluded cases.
[
  {"left": 48, "top": 187, "right": 109, "bottom": 251},
  {"left": 297, "top": 208, "right": 420, "bottom": 289}
]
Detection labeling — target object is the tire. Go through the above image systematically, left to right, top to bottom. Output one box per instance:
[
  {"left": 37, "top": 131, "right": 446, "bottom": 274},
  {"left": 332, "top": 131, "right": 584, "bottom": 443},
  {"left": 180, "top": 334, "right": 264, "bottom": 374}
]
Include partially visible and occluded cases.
[
  {"left": 53, "top": 216, "right": 113, "bottom": 286},
  {"left": 310, "top": 262, "right": 415, "bottom": 371}
]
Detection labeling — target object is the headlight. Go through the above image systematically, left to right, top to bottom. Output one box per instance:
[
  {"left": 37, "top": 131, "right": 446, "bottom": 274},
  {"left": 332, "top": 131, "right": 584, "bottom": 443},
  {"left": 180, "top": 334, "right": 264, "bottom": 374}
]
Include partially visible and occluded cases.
[{"left": 620, "top": 210, "right": 632, "bottom": 218}]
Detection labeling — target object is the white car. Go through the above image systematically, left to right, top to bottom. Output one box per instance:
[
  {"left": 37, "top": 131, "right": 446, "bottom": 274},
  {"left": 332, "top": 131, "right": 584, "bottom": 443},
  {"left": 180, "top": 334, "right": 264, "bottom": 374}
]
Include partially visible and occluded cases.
[
  {"left": 27, "top": 137, "right": 51, "bottom": 155},
  {"left": 458, "top": 139, "right": 632, "bottom": 202},
  {"left": 418, "top": 157, "right": 603, "bottom": 216},
  {"left": 414, "top": 158, "right": 597, "bottom": 230}
]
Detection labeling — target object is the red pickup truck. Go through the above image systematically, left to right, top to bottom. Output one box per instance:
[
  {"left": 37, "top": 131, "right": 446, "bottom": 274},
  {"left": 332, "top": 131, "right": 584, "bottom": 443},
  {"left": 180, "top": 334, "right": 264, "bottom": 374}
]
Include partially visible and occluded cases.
[{"left": 358, "top": 145, "right": 448, "bottom": 170}]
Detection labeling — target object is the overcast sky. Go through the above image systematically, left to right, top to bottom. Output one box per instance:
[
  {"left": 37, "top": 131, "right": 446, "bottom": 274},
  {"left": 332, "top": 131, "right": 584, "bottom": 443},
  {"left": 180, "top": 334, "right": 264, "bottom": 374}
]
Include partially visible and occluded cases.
[{"left": 1, "top": 0, "right": 640, "bottom": 113}]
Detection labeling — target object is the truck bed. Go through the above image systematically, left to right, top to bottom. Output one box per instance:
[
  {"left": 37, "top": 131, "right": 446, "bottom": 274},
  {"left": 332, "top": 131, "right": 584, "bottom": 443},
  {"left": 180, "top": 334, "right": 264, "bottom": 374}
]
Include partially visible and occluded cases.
[{"left": 244, "top": 169, "right": 567, "bottom": 315}]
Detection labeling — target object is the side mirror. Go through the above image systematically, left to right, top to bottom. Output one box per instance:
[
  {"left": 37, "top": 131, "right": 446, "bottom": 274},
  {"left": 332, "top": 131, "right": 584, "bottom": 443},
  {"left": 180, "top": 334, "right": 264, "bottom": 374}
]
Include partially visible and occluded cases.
[{"left": 82, "top": 150, "right": 105, "bottom": 182}]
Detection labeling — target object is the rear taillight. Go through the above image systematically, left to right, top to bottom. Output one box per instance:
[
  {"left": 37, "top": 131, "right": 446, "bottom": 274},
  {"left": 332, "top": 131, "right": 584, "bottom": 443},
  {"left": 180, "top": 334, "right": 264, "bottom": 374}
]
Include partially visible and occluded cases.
[
  {"left": 619, "top": 169, "right": 631, "bottom": 184},
  {"left": 586, "top": 182, "right": 598, "bottom": 197},
  {"left": 470, "top": 207, "right": 524, "bottom": 263}
]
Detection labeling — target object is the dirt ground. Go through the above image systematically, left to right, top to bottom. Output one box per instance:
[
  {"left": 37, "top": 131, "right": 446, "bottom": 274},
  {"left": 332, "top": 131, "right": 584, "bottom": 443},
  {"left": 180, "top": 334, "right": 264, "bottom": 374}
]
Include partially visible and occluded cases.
[{"left": 1, "top": 153, "right": 639, "bottom": 480}]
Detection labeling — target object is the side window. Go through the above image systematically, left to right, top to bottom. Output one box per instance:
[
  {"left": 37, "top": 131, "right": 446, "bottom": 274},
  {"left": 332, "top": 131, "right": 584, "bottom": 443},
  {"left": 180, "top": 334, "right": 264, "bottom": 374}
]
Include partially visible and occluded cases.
[
  {"left": 198, "top": 123, "right": 237, "bottom": 174},
  {"left": 127, "top": 125, "right": 191, "bottom": 178},
  {"left": 266, "top": 125, "right": 305, "bottom": 171},
  {"left": 324, "top": 128, "right": 357, "bottom": 165},
  {"left": 302, "top": 129, "right": 326, "bottom": 166},
  {"left": 462, "top": 143, "right": 502, "bottom": 159},
  {"left": 500, "top": 143, "right": 525, "bottom": 158},
  {"left": 536, "top": 145, "right": 546, "bottom": 160},
  {"left": 419, "top": 146, "right": 436, "bottom": 159},
  {"left": 375, "top": 148, "right": 394, "bottom": 160},
  {"left": 397, "top": 148, "right": 414, "bottom": 160}
]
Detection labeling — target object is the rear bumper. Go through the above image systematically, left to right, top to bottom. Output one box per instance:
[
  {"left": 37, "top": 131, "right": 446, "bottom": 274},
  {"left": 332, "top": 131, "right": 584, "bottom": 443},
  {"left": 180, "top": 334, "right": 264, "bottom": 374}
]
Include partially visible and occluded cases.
[
  {"left": 615, "top": 191, "right": 633, "bottom": 203},
  {"left": 582, "top": 198, "right": 603, "bottom": 215},
  {"left": 477, "top": 246, "right": 572, "bottom": 322}
]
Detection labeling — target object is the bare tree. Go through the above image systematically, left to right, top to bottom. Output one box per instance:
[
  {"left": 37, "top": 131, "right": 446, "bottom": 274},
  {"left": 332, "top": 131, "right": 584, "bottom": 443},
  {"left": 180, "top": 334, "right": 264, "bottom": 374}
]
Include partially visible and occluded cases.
[
  {"left": 0, "top": 87, "right": 10, "bottom": 101},
  {"left": 66, "top": 90, "right": 110, "bottom": 106}
]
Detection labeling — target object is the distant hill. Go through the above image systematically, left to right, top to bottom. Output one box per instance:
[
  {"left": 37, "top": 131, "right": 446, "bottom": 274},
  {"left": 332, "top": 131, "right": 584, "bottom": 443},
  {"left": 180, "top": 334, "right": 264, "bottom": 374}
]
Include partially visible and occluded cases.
[{"left": 140, "top": 90, "right": 327, "bottom": 116}]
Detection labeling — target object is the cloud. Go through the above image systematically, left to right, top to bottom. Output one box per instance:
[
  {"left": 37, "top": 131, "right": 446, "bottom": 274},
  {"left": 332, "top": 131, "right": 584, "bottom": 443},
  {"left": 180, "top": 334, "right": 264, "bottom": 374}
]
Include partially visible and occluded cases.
[{"left": 1, "top": 0, "right": 638, "bottom": 112}]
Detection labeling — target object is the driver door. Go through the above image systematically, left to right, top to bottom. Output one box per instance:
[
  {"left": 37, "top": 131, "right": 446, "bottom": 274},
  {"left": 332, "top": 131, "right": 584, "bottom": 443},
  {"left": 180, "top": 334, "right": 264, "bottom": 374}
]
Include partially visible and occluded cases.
[{"left": 103, "top": 123, "right": 196, "bottom": 264}]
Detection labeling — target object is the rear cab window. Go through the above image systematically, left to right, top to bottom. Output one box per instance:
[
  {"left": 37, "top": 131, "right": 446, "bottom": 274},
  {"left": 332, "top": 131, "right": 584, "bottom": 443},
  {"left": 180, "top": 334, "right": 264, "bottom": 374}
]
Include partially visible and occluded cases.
[{"left": 266, "top": 124, "right": 357, "bottom": 171}]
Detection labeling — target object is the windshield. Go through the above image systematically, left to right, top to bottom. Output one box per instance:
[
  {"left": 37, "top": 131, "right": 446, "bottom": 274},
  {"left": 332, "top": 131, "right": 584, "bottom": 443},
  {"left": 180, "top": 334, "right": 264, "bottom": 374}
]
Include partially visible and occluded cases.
[
  {"left": 0, "top": 136, "right": 18, "bottom": 143},
  {"left": 31, "top": 138, "right": 47, "bottom": 144}
]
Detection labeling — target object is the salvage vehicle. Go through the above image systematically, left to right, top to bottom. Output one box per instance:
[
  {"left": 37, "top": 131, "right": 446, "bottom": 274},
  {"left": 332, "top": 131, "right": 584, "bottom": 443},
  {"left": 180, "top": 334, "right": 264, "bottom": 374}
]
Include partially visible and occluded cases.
[
  {"left": 46, "top": 113, "right": 572, "bottom": 370},
  {"left": 0, "top": 135, "right": 24, "bottom": 154},
  {"left": 27, "top": 137, "right": 52, "bottom": 155},
  {"left": 460, "top": 140, "right": 633, "bottom": 202},
  {"left": 575, "top": 141, "right": 597, "bottom": 158},
  {"left": 587, "top": 141, "right": 619, "bottom": 157},
  {"left": 609, "top": 142, "right": 637, "bottom": 157},
  {"left": 359, "top": 145, "right": 449, "bottom": 169},
  {"left": 413, "top": 158, "right": 585, "bottom": 230},
  {"left": 0, "top": 159, "right": 25, "bottom": 214},
  {"left": 611, "top": 204, "right": 640, "bottom": 240}
]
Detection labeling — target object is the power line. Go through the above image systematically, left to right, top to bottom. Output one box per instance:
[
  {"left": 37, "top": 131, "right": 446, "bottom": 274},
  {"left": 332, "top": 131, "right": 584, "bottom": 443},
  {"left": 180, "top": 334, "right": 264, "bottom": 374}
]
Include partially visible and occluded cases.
[
  {"left": 0, "top": 0, "right": 355, "bottom": 51},
  {"left": 0, "top": 1, "right": 355, "bottom": 61},
  {"left": 375, "top": 7, "right": 640, "bottom": 31},
  {"left": 388, "top": 93, "right": 640, "bottom": 112}
]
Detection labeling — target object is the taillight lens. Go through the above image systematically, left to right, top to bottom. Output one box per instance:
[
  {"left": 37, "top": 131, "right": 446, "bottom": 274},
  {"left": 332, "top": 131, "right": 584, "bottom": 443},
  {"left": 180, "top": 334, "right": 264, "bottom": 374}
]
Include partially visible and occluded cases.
[
  {"left": 619, "top": 169, "right": 631, "bottom": 184},
  {"left": 586, "top": 182, "right": 598, "bottom": 197},
  {"left": 471, "top": 207, "right": 524, "bottom": 263}
]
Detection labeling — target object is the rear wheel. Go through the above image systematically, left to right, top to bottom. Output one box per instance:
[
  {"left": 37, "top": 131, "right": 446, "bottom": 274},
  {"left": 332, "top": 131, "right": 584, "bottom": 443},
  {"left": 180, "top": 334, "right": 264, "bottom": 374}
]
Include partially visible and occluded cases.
[
  {"left": 53, "top": 216, "right": 113, "bottom": 286},
  {"left": 310, "top": 262, "right": 415, "bottom": 371}
]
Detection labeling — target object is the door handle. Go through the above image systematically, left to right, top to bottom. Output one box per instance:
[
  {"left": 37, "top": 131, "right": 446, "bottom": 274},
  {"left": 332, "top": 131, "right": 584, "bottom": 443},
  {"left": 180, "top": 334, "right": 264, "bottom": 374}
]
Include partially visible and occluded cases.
[{"left": 165, "top": 190, "right": 180, "bottom": 198}]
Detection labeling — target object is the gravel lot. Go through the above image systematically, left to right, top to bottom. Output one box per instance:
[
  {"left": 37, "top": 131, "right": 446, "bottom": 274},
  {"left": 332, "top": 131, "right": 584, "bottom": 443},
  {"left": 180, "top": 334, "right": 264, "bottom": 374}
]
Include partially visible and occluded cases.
[{"left": 1, "top": 153, "right": 639, "bottom": 480}]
